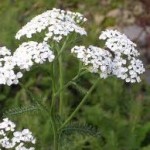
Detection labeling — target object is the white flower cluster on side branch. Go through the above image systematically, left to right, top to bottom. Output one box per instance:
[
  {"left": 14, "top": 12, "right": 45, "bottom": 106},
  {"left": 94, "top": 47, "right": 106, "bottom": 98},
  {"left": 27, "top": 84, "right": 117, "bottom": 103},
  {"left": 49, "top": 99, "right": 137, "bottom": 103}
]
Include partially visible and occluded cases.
[
  {"left": 15, "top": 8, "right": 87, "bottom": 42},
  {"left": 71, "top": 30, "right": 145, "bottom": 83},
  {"left": 13, "top": 41, "right": 55, "bottom": 71},
  {"left": 0, "top": 42, "right": 55, "bottom": 85},
  {"left": 71, "top": 45, "right": 112, "bottom": 78},
  {"left": 0, "top": 47, "right": 23, "bottom": 86},
  {"left": 0, "top": 118, "right": 36, "bottom": 149}
]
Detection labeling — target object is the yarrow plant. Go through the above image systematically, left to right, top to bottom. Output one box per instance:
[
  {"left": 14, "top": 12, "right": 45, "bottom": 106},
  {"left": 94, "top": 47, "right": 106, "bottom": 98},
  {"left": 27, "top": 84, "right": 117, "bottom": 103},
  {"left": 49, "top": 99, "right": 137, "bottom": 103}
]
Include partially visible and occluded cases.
[
  {"left": 0, "top": 8, "right": 146, "bottom": 149},
  {"left": 0, "top": 118, "right": 36, "bottom": 149}
]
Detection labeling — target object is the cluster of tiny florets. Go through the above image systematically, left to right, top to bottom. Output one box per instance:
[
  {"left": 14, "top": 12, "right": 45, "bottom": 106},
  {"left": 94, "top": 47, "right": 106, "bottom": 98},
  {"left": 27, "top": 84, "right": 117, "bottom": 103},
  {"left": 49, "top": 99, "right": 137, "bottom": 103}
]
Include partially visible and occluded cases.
[
  {"left": 15, "top": 8, "right": 87, "bottom": 42},
  {"left": 99, "top": 29, "right": 145, "bottom": 83},
  {"left": 99, "top": 29, "right": 139, "bottom": 57},
  {"left": 72, "top": 30, "right": 145, "bottom": 83},
  {"left": 0, "top": 41, "right": 55, "bottom": 85},
  {"left": 13, "top": 41, "right": 55, "bottom": 71},
  {"left": 71, "top": 45, "right": 112, "bottom": 78},
  {"left": 0, "top": 47, "right": 23, "bottom": 86},
  {"left": 0, "top": 118, "right": 36, "bottom": 149}
]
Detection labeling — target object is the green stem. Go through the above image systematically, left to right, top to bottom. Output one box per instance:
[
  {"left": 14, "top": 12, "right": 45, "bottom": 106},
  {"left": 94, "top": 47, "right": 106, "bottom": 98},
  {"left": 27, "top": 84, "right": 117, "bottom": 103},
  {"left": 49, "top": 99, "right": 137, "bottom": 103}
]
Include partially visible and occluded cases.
[
  {"left": 49, "top": 38, "right": 69, "bottom": 149},
  {"left": 57, "top": 38, "right": 69, "bottom": 115},
  {"left": 58, "top": 53, "right": 63, "bottom": 115},
  {"left": 50, "top": 62, "right": 56, "bottom": 113},
  {"left": 50, "top": 62, "right": 59, "bottom": 150},
  {"left": 49, "top": 64, "right": 59, "bottom": 150},
  {"left": 54, "top": 69, "right": 87, "bottom": 98},
  {"left": 59, "top": 78, "right": 100, "bottom": 130},
  {"left": 49, "top": 116, "right": 59, "bottom": 150}
]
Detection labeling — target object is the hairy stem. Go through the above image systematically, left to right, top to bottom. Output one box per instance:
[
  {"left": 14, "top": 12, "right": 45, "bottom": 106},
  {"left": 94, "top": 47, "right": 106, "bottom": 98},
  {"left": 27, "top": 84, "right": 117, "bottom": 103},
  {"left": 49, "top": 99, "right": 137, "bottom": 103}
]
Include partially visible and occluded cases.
[
  {"left": 57, "top": 38, "right": 69, "bottom": 115},
  {"left": 50, "top": 51, "right": 59, "bottom": 150},
  {"left": 58, "top": 53, "right": 63, "bottom": 115},
  {"left": 50, "top": 62, "right": 56, "bottom": 113},
  {"left": 54, "top": 69, "right": 87, "bottom": 98},
  {"left": 59, "top": 78, "right": 100, "bottom": 129},
  {"left": 49, "top": 116, "right": 59, "bottom": 150}
]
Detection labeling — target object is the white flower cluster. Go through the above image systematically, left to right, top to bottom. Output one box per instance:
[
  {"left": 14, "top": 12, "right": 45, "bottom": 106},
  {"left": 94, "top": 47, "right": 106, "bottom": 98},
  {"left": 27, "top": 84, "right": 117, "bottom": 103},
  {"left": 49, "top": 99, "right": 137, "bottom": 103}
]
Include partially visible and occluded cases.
[
  {"left": 15, "top": 8, "right": 87, "bottom": 42},
  {"left": 99, "top": 29, "right": 145, "bottom": 83},
  {"left": 99, "top": 29, "right": 139, "bottom": 57},
  {"left": 72, "top": 30, "right": 145, "bottom": 83},
  {"left": 0, "top": 41, "right": 55, "bottom": 85},
  {"left": 13, "top": 41, "right": 55, "bottom": 71},
  {"left": 71, "top": 45, "right": 112, "bottom": 78},
  {"left": 0, "top": 47, "right": 23, "bottom": 86},
  {"left": 0, "top": 118, "right": 36, "bottom": 149}
]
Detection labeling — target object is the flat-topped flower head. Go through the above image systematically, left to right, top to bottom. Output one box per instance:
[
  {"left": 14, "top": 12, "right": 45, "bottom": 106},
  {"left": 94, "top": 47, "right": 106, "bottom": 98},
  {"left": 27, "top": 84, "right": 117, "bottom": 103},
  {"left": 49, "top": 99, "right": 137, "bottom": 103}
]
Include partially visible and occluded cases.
[
  {"left": 15, "top": 8, "right": 87, "bottom": 42},
  {"left": 99, "top": 29, "right": 145, "bottom": 83},
  {"left": 99, "top": 29, "right": 139, "bottom": 57},
  {"left": 72, "top": 30, "right": 145, "bottom": 83},
  {"left": 13, "top": 41, "right": 55, "bottom": 71},
  {"left": 71, "top": 45, "right": 112, "bottom": 78},
  {"left": 0, "top": 47, "right": 23, "bottom": 86},
  {"left": 110, "top": 56, "right": 145, "bottom": 83},
  {"left": 0, "top": 118, "right": 36, "bottom": 149}
]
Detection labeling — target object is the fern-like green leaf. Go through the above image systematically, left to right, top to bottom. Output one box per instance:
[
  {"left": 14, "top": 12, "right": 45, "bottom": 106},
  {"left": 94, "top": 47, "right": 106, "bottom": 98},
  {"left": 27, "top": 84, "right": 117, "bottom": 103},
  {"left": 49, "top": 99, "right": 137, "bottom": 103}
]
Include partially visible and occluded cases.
[
  {"left": 3, "top": 103, "right": 41, "bottom": 117},
  {"left": 60, "top": 123, "right": 101, "bottom": 139}
]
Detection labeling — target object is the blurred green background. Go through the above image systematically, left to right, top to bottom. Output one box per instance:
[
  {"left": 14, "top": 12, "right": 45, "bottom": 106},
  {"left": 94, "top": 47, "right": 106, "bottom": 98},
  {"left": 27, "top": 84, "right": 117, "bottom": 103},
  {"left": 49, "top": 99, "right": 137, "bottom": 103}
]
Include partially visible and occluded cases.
[{"left": 1, "top": 0, "right": 150, "bottom": 150}]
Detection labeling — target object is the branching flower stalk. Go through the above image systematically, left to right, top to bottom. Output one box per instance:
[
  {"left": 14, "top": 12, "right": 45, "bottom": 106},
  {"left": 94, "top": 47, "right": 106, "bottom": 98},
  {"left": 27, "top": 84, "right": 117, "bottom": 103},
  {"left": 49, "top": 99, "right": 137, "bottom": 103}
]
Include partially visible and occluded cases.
[
  {"left": 0, "top": 8, "right": 146, "bottom": 150},
  {"left": 14, "top": 8, "right": 87, "bottom": 150},
  {"left": 56, "top": 37, "right": 70, "bottom": 116},
  {"left": 50, "top": 53, "right": 59, "bottom": 150},
  {"left": 54, "top": 69, "right": 88, "bottom": 98},
  {"left": 59, "top": 78, "right": 100, "bottom": 130}
]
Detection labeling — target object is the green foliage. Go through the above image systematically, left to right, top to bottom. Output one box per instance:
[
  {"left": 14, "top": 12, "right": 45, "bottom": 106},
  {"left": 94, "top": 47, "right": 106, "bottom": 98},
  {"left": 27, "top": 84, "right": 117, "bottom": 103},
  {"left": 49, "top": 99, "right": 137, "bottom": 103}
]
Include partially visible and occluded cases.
[
  {"left": 3, "top": 103, "right": 41, "bottom": 117},
  {"left": 59, "top": 122, "right": 102, "bottom": 150},
  {"left": 60, "top": 123, "right": 101, "bottom": 138}
]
